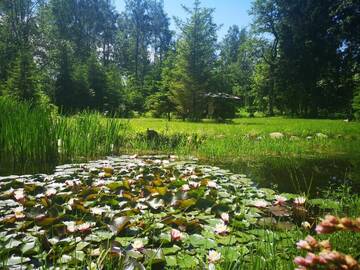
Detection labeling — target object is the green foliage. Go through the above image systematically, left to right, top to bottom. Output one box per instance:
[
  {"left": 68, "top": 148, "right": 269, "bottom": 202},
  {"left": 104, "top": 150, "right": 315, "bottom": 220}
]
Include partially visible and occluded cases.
[
  {"left": 170, "top": 0, "right": 218, "bottom": 121},
  {"left": 2, "top": 51, "right": 40, "bottom": 101},
  {"left": 352, "top": 74, "right": 360, "bottom": 120}
]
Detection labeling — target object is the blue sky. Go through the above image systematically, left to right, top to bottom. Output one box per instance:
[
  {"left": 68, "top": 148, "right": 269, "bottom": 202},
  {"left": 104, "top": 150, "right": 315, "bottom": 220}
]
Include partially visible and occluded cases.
[{"left": 114, "top": 0, "right": 253, "bottom": 40}]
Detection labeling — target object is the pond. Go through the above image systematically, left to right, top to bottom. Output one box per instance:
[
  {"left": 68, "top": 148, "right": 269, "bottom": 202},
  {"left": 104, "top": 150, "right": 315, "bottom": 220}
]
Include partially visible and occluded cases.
[
  {"left": 0, "top": 155, "right": 298, "bottom": 268},
  {"left": 1, "top": 156, "right": 360, "bottom": 195},
  {"left": 216, "top": 157, "right": 360, "bottom": 195}
]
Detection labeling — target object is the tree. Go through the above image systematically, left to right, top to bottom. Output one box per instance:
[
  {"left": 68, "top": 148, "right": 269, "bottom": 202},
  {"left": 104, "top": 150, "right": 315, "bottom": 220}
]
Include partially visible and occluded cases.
[
  {"left": 170, "top": 0, "right": 218, "bottom": 121},
  {"left": 250, "top": 0, "right": 280, "bottom": 116},
  {"left": 2, "top": 51, "right": 40, "bottom": 101}
]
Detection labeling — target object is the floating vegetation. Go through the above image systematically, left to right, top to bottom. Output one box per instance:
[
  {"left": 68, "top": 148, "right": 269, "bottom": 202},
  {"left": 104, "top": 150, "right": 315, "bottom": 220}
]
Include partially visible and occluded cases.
[{"left": 0, "top": 155, "right": 306, "bottom": 269}]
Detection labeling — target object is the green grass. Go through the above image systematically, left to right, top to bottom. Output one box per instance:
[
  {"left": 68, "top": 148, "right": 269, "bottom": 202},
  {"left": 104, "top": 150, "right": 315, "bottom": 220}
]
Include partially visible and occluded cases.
[{"left": 125, "top": 117, "right": 360, "bottom": 162}]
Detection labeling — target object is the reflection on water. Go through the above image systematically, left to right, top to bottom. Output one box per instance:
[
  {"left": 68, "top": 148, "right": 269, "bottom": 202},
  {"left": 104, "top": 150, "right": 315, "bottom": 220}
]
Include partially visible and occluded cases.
[
  {"left": 1, "top": 156, "right": 359, "bottom": 195},
  {"left": 216, "top": 157, "right": 360, "bottom": 195},
  {"left": 0, "top": 160, "right": 56, "bottom": 176}
]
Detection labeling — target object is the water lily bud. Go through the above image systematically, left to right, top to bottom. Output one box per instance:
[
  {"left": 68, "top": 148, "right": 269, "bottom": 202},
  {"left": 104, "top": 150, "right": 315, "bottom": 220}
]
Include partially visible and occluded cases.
[
  {"left": 294, "top": 197, "right": 306, "bottom": 206},
  {"left": 221, "top": 213, "right": 229, "bottom": 223},
  {"left": 301, "top": 221, "right": 311, "bottom": 230},
  {"left": 171, "top": 229, "right": 183, "bottom": 241},
  {"left": 208, "top": 250, "right": 221, "bottom": 264}
]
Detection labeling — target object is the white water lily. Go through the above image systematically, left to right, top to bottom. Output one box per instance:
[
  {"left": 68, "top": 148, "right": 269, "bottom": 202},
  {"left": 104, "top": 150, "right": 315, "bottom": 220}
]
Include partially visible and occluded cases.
[
  {"left": 45, "top": 188, "right": 57, "bottom": 197},
  {"left": 14, "top": 189, "right": 25, "bottom": 201},
  {"left": 13, "top": 206, "right": 25, "bottom": 219},
  {"left": 90, "top": 207, "right": 105, "bottom": 215},
  {"left": 64, "top": 221, "right": 77, "bottom": 233},
  {"left": 214, "top": 223, "right": 229, "bottom": 235},
  {"left": 132, "top": 239, "right": 144, "bottom": 250},
  {"left": 208, "top": 250, "right": 221, "bottom": 263}
]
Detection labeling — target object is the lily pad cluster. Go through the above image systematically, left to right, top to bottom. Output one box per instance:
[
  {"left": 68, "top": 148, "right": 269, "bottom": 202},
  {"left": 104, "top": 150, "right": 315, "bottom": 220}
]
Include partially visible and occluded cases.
[{"left": 0, "top": 155, "right": 289, "bottom": 269}]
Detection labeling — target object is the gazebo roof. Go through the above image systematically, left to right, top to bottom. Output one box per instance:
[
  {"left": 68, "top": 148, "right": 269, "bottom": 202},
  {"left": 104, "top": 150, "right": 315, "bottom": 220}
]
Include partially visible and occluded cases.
[{"left": 204, "top": 92, "right": 241, "bottom": 100}]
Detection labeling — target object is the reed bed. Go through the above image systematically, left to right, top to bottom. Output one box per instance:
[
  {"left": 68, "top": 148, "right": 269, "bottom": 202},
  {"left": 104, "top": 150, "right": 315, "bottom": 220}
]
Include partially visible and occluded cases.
[{"left": 0, "top": 97, "right": 128, "bottom": 167}]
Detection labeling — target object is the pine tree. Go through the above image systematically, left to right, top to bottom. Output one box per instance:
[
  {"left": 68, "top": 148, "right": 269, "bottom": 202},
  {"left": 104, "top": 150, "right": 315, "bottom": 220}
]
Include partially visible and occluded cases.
[
  {"left": 170, "top": 0, "right": 217, "bottom": 121},
  {"left": 3, "top": 51, "right": 39, "bottom": 101}
]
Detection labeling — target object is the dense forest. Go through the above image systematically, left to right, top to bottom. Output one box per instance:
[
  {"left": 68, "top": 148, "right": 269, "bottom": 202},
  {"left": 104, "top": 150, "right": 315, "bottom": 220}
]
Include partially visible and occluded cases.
[{"left": 0, "top": 0, "right": 359, "bottom": 120}]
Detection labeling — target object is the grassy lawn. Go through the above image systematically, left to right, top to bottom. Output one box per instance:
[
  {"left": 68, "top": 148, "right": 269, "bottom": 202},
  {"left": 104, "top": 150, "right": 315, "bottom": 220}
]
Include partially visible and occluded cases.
[{"left": 125, "top": 117, "right": 360, "bottom": 162}]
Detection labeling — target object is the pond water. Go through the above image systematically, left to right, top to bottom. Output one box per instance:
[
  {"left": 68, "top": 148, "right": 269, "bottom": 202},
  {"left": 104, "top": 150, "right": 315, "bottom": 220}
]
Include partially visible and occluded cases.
[
  {"left": 1, "top": 156, "right": 359, "bottom": 195},
  {"left": 216, "top": 157, "right": 360, "bottom": 195}
]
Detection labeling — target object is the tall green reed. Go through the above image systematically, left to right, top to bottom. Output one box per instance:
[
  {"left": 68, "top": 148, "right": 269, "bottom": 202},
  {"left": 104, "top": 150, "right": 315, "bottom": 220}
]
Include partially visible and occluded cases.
[
  {"left": 0, "top": 97, "right": 128, "bottom": 173},
  {"left": 0, "top": 97, "right": 57, "bottom": 165}
]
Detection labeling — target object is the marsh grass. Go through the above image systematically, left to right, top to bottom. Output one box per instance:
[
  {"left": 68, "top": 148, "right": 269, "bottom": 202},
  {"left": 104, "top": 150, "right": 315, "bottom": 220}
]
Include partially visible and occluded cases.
[
  {"left": 0, "top": 97, "right": 128, "bottom": 169},
  {"left": 0, "top": 97, "right": 57, "bottom": 164},
  {"left": 56, "top": 112, "right": 128, "bottom": 161}
]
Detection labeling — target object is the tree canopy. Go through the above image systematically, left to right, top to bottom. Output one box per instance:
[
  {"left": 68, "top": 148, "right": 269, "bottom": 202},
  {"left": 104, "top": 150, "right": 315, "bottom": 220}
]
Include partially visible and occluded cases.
[{"left": 0, "top": 0, "right": 359, "bottom": 120}]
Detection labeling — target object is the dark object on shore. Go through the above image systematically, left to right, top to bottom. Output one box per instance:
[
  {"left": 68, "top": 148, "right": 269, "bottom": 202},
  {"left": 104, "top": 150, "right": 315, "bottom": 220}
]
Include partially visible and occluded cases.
[{"left": 146, "top": 128, "right": 160, "bottom": 141}]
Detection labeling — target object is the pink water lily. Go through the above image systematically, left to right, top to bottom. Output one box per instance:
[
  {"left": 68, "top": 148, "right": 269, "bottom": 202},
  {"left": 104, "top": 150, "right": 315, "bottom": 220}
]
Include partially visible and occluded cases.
[
  {"left": 189, "top": 181, "right": 200, "bottom": 188},
  {"left": 181, "top": 184, "right": 190, "bottom": 192},
  {"left": 274, "top": 195, "right": 287, "bottom": 206},
  {"left": 77, "top": 222, "right": 91, "bottom": 232},
  {"left": 171, "top": 228, "right": 183, "bottom": 241}
]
